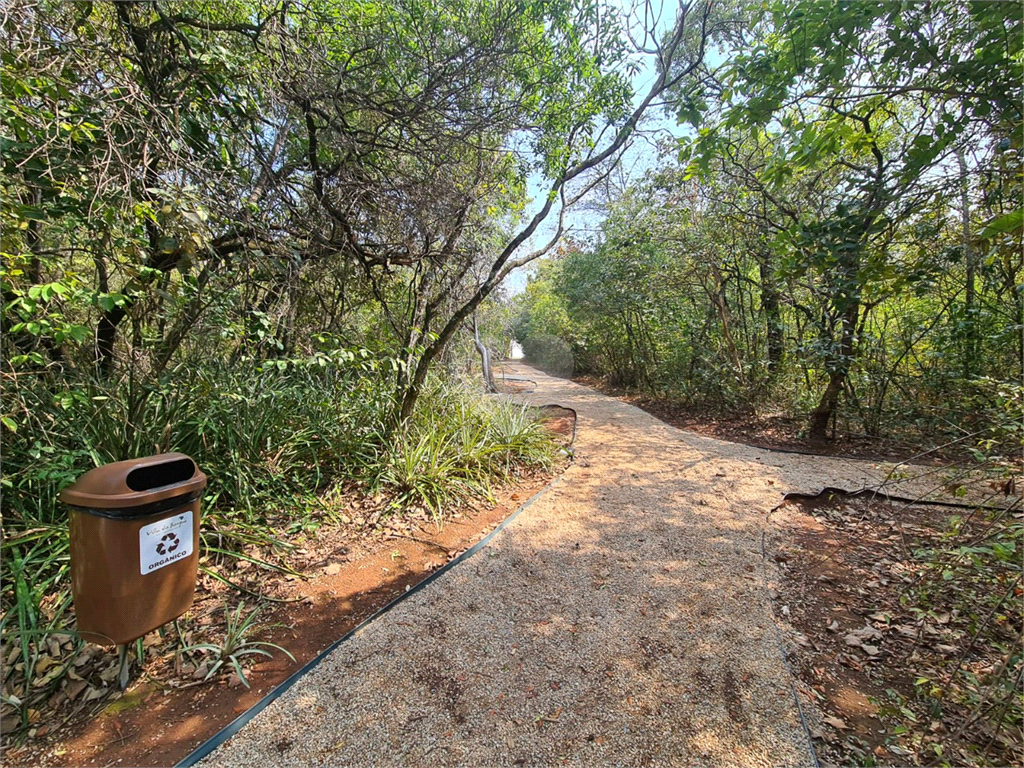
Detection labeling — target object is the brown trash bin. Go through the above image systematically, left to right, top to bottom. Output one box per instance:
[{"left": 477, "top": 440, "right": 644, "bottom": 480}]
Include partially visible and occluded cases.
[{"left": 61, "top": 452, "right": 207, "bottom": 646}]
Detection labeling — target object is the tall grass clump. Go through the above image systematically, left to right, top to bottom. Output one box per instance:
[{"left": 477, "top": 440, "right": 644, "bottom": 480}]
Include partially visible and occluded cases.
[{"left": 376, "top": 381, "right": 554, "bottom": 517}]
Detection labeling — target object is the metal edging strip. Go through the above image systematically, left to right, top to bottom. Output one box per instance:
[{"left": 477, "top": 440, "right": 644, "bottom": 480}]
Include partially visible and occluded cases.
[
  {"left": 176, "top": 405, "right": 576, "bottom": 767},
  {"left": 760, "top": 530, "right": 821, "bottom": 768}
]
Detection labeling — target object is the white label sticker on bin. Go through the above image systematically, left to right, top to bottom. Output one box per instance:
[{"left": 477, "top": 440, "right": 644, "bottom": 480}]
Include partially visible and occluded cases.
[{"left": 139, "top": 511, "right": 194, "bottom": 575}]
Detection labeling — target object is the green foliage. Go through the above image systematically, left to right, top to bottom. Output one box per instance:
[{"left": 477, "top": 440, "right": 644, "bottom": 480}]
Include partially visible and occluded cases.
[
  {"left": 0, "top": 0, "right": 678, "bottom": 433},
  {"left": 640, "top": 0, "right": 1023, "bottom": 434},
  {"left": 702, "top": 0, "right": 1022, "bottom": 138},
  {"left": 517, "top": 119, "right": 1020, "bottom": 434},
  {"left": 517, "top": 172, "right": 779, "bottom": 406},
  {"left": 0, "top": 357, "right": 555, "bottom": 725},
  {"left": 378, "top": 387, "right": 553, "bottom": 518},
  {"left": 178, "top": 602, "right": 295, "bottom": 689}
]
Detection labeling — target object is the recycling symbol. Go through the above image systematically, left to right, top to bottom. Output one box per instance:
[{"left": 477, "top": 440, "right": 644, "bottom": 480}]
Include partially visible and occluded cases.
[{"left": 155, "top": 532, "right": 180, "bottom": 556}]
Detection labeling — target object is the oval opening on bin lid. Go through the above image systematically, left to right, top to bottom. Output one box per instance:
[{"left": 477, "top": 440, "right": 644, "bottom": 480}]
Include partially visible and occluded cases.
[
  {"left": 61, "top": 452, "right": 207, "bottom": 511},
  {"left": 126, "top": 457, "right": 195, "bottom": 491}
]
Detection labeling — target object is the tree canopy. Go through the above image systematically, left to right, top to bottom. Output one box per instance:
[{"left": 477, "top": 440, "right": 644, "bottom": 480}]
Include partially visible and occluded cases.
[{"left": 519, "top": 0, "right": 1021, "bottom": 440}]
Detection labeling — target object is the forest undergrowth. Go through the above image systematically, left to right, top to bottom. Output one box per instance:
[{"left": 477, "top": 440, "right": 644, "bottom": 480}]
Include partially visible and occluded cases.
[{"left": 0, "top": 355, "right": 556, "bottom": 742}]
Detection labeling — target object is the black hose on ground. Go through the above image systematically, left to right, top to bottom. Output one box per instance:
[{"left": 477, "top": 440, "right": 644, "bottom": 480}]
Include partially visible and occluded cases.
[{"left": 779, "top": 485, "right": 1018, "bottom": 513}]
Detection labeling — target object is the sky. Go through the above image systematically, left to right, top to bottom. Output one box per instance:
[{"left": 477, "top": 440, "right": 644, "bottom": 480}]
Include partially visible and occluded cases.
[{"left": 502, "top": 0, "right": 689, "bottom": 295}]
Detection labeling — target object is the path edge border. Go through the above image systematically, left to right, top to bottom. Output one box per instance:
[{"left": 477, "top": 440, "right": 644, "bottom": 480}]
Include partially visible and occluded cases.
[{"left": 175, "top": 411, "right": 574, "bottom": 768}]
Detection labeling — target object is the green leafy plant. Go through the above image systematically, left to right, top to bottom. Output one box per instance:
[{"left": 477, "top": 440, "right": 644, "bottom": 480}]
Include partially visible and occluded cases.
[{"left": 179, "top": 603, "right": 294, "bottom": 689}]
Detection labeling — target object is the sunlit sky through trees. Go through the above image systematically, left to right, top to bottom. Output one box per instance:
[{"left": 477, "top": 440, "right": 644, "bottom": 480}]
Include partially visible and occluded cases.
[{"left": 507, "top": 0, "right": 697, "bottom": 293}]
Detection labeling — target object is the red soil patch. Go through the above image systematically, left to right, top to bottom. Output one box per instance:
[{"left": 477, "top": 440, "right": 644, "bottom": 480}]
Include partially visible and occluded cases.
[
  {"left": 495, "top": 378, "right": 536, "bottom": 394},
  {"left": 536, "top": 405, "right": 576, "bottom": 444}
]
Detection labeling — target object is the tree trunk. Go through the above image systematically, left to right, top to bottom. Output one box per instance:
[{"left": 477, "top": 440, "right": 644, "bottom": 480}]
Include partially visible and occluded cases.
[
  {"left": 387, "top": 8, "right": 710, "bottom": 425},
  {"left": 958, "top": 150, "right": 977, "bottom": 379},
  {"left": 7, "top": 186, "right": 64, "bottom": 366},
  {"left": 757, "top": 252, "right": 784, "bottom": 376},
  {"left": 709, "top": 266, "right": 746, "bottom": 387},
  {"left": 808, "top": 299, "right": 860, "bottom": 440},
  {"left": 94, "top": 303, "right": 131, "bottom": 377},
  {"left": 473, "top": 315, "right": 497, "bottom": 393},
  {"left": 808, "top": 370, "right": 844, "bottom": 440}
]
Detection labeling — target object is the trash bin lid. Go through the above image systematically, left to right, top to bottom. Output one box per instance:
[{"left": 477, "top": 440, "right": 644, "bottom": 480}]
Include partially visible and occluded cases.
[{"left": 60, "top": 452, "right": 207, "bottom": 510}]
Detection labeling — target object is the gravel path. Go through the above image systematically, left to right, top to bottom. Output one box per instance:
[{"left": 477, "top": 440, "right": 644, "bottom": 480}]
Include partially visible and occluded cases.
[{"left": 200, "top": 364, "right": 971, "bottom": 768}]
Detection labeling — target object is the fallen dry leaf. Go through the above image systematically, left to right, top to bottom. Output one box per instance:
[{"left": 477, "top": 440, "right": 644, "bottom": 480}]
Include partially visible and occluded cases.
[
  {"left": 851, "top": 625, "right": 883, "bottom": 642},
  {"left": 33, "top": 657, "right": 58, "bottom": 676},
  {"left": 64, "top": 679, "right": 87, "bottom": 702},
  {"left": 541, "top": 706, "right": 563, "bottom": 723},
  {"left": 823, "top": 715, "right": 848, "bottom": 731}
]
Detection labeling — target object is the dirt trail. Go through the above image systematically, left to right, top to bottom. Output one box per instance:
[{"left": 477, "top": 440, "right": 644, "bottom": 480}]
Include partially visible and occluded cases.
[{"left": 199, "top": 364, "right": 973, "bottom": 767}]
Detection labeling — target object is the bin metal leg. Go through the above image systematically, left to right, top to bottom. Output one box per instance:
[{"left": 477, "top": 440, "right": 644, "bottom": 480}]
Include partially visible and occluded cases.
[{"left": 117, "top": 644, "right": 130, "bottom": 691}]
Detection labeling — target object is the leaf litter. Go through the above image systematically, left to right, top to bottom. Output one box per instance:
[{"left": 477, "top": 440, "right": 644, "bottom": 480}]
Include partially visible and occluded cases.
[{"left": 769, "top": 491, "right": 1022, "bottom": 767}]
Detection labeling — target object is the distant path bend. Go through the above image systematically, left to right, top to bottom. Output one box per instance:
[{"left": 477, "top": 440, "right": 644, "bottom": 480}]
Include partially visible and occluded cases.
[{"left": 201, "top": 363, "right": 966, "bottom": 768}]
